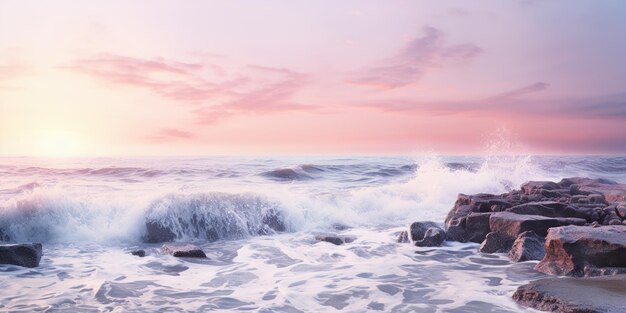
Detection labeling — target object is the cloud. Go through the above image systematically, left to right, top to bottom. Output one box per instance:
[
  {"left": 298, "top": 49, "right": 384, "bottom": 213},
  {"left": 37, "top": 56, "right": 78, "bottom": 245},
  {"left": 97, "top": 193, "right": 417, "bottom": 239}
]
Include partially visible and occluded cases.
[
  {"left": 349, "top": 26, "right": 483, "bottom": 89},
  {"left": 65, "top": 53, "right": 318, "bottom": 140},
  {"left": 359, "top": 82, "right": 626, "bottom": 120},
  {"left": 487, "top": 82, "right": 550, "bottom": 102},
  {"left": 148, "top": 128, "right": 195, "bottom": 143}
]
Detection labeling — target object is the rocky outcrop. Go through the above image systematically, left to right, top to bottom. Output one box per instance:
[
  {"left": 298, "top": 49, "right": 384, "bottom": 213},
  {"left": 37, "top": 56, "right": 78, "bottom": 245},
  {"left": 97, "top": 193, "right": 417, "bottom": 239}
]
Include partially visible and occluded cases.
[
  {"left": 409, "top": 222, "right": 445, "bottom": 247},
  {"left": 535, "top": 225, "right": 626, "bottom": 277},
  {"left": 508, "top": 231, "right": 545, "bottom": 262},
  {"left": 479, "top": 232, "right": 514, "bottom": 253},
  {"left": 315, "top": 234, "right": 356, "bottom": 245},
  {"left": 0, "top": 243, "right": 43, "bottom": 268},
  {"left": 161, "top": 244, "right": 207, "bottom": 258},
  {"left": 131, "top": 249, "right": 146, "bottom": 257},
  {"left": 513, "top": 275, "right": 626, "bottom": 312}
]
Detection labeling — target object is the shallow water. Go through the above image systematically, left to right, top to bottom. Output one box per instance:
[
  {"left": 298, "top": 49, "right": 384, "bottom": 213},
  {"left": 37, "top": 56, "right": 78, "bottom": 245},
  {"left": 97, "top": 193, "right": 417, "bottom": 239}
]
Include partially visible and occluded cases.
[{"left": 1, "top": 155, "right": 624, "bottom": 312}]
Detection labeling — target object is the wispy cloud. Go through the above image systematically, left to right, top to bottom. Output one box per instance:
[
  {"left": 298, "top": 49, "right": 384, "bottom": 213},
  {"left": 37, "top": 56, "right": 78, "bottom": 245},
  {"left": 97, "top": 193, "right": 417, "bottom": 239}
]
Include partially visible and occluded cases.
[
  {"left": 349, "top": 26, "right": 483, "bottom": 89},
  {"left": 65, "top": 53, "right": 318, "bottom": 139},
  {"left": 359, "top": 82, "right": 626, "bottom": 120},
  {"left": 487, "top": 82, "right": 549, "bottom": 102},
  {"left": 148, "top": 128, "right": 195, "bottom": 143}
]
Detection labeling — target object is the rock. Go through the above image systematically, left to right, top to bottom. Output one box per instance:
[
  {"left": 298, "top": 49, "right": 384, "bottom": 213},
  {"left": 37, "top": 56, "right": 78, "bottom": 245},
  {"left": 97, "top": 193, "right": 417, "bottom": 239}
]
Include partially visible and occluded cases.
[
  {"left": 560, "top": 177, "right": 626, "bottom": 202},
  {"left": 521, "top": 181, "right": 560, "bottom": 195},
  {"left": 445, "top": 193, "right": 506, "bottom": 243},
  {"left": 616, "top": 204, "right": 626, "bottom": 219},
  {"left": 489, "top": 212, "right": 559, "bottom": 238},
  {"left": 464, "top": 213, "right": 492, "bottom": 243},
  {"left": 143, "top": 221, "right": 176, "bottom": 243},
  {"left": 409, "top": 222, "right": 446, "bottom": 247},
  {"left": 535, "top": 225, "right": 626, "bottom": 277},
  {"left": 396, "top": 231, "right": 410, "bottom": 243},
  {"left": 508, "top": 231, "right": 545, "bottom": 262},
  {"left": 479, "top": 232, "right": 514, "bottom": 253},
  {"left": 315, "top": 234, "right": 355, "bottom": 245},
  {"left": 0, "top": 243, "right": 43, "bottom": 268},
  {"left": 161, "top": 244, "right": 207, "bottom": 258},
  {"left": 131, "top": 250, "right": 146, "bottom": 257},
  {"left": 512, "top": 275, "right": 626, "bottom": 313}
]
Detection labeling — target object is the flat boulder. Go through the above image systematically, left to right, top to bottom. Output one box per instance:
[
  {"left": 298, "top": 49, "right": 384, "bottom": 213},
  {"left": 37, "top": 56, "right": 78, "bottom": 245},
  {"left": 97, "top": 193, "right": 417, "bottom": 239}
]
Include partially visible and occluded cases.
[
  {"left": 560, "top": 177, "right": 626, "bottom": 202},
  {"left": 489, "top": 212, "right": 560, "bottom": 238},
  {"left": 409, "top": 222, "right": 446, "bottom": 247},
  {"left": 535, "top": 225, "right": 626, "bottom": 277},
  {"left": 508, "top": 231, "right": 545, "bottom": 262},
  {"left": 0, "top": 243, "right": 43, "bottom": 268},
  {"left": 161, "top": 244, "right": 207, "bottom": 258},
  {"left": 513, "top": 275, "right": 626, "bottom": 313}
]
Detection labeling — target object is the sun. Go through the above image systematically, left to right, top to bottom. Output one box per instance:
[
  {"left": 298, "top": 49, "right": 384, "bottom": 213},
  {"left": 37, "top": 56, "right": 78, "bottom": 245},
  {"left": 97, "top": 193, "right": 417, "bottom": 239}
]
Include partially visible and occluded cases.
[{"left": 37, "top": 130, "right": 83, "bottom": 157}]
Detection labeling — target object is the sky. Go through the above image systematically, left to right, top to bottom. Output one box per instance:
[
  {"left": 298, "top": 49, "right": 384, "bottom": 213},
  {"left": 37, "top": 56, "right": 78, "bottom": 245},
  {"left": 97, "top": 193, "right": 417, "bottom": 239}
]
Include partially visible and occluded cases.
[{"left": 1, "top": 0, "right": 626, "bottom": 156}]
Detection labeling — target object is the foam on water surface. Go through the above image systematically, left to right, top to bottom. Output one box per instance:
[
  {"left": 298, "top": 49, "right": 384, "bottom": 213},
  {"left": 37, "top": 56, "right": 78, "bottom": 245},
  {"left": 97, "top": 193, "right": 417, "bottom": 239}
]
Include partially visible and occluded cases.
[{"left": 0, "top": 155, "right": 624, "bottom": 311}]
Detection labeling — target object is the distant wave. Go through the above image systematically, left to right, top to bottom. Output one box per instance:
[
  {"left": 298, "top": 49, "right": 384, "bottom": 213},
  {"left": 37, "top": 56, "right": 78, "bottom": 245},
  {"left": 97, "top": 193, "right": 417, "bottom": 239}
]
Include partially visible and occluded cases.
[{"left": 260, "top": 168, "right": 314, "bottom": 181}]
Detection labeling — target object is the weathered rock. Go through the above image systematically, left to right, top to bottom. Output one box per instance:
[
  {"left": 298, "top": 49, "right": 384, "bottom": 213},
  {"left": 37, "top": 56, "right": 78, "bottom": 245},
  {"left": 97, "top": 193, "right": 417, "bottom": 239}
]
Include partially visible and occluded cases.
[
  {"left": 560, "top": 177, "right": 626, "bottom": 202},
  {"left": 521, "top": 181, "right": 560, "bottom": 195},
  {"left": 444, "top": 193, "right": 508, "bottom": 243},
  {"left": 489, "top": 212, "right": 560, "bottom": 238},
  {"left": 464, "top": 213, "right": 492, "bottom": 243},
  {"left": 409, "top": 222, "right": 446, "bottom": 247},
  {"left": 535, "top": 225, "right": 626, "bottom": 277},
  {"left": 508, "top": 231, "right": 545, "bottom": 262},
  {"left": 479, "top": 232, "right": 514, "bottom": 253},
  {"left": 315, "top": 234, "right": 355, "bottom": 245},
  {"left": 0, "top": 243, "right": 43, "bottom": 268},
  {"left": 161, "top": 244, "right": 207, "bottom": 258},
  {"left": 131, "top": 250, "right": 146, "bottom": 257},
  {"left": 512, "top": 275, "right": 626, "bottom": 313}
]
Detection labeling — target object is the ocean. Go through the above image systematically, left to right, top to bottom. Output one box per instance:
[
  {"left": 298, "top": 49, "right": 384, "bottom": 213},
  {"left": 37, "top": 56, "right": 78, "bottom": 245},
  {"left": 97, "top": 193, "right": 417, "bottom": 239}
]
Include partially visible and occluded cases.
[{"left": 1, "top": 155, "right": 625, "bottom": 312}]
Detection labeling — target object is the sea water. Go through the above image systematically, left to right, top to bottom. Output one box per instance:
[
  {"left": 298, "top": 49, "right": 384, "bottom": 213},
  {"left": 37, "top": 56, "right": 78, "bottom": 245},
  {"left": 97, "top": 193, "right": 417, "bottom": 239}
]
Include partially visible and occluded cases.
[{"left": 1, "top": 155, "right": 625, "bottom": 312}]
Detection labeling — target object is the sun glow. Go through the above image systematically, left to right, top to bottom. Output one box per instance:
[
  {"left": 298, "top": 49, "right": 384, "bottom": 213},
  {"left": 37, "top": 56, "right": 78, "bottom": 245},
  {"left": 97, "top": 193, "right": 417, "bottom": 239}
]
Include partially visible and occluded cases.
[{"left": 37, "top": 131, "right": 83, "bottom": 157}]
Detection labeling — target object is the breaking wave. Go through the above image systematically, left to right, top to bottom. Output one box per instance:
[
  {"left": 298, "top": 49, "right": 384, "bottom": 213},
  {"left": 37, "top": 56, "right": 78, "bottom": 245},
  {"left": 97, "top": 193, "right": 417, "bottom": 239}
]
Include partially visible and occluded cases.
[{"left": 2, "top": 154, "right": 621, "bottom": 244}]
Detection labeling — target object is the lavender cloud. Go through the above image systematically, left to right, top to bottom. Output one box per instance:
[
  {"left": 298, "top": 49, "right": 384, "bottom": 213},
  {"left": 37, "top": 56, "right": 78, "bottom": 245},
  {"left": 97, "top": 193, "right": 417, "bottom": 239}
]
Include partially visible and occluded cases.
[{"left": 349, "top": 26, "right": 483, "bottom": 89}]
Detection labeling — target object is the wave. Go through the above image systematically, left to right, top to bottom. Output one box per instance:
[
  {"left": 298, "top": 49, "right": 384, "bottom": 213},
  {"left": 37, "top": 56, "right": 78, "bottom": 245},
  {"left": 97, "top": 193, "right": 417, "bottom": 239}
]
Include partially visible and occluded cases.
[
  {"left": 0, "top": 154, "right": 563, "bottom": 244},
  {"left": 260, "top": 168, "right": 313, "bottom": 181},
  {"left": 141, "top": 193, "right": 286, "bottom": 243}
]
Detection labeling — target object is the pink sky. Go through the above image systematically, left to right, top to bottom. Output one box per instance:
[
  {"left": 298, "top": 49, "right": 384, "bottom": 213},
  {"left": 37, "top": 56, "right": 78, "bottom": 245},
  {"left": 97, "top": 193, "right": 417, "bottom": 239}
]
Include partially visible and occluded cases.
[{"left": 1, "top": 0, "right": 626, "bottom": 156}]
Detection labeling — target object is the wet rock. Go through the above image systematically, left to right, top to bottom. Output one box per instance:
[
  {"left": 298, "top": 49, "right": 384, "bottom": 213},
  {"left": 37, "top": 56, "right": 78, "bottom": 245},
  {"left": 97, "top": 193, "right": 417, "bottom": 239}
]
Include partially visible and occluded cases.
[
  {"left": 560, "top": 177, "right": 626, "bottom": 202},
  {"left": 521, "top": 181, "right": 560, "bottom": 195},
  {"left": 616, "top": 204, "right": 626, "bottom": 219},
  {"left": 489, "top": 212, "right": 560, "bottom": 238},
  {"left": 463, "top": 213, "right": 492, "bottom": 243},
  {"left": 409, "top": 222, "right": 445, "bottom": 247},
  {"left": 535, "top": 225, "right": 626, "bottom": 277},
  {"left": 396, "top": 231, "right": 410, "bottom": 243},
  {"left": 508, "top": 231, "right": 545, "bottom": 262},
  {"left": 479, "top": 232, "right": 514, "bottom": 254},
  {"left": 315, "top": 234, "right": 355, "bottom": 245},
  {"left": 0, "top": 243, "right": 43, "bottom": 268},
  {"left": 161, "top": 244, "right": 207, "bottom": 258},
  {"left": 131, "top": 250, "right": 146, "bottom": 257},
  {"left": 512, "top": 275, "right": 626, "bottom": 313}
]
